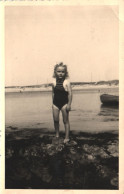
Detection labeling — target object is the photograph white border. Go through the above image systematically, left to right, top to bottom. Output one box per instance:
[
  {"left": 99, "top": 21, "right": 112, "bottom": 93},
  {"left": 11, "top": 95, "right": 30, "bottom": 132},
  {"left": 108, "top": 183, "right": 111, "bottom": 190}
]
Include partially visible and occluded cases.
[{"left": 0, "top": 0, "right": 124, "bottom": 193}]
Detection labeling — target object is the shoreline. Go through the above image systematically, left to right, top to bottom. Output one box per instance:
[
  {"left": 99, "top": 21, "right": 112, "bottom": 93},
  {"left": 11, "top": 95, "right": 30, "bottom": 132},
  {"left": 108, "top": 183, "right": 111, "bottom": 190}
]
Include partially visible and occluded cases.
[{"left": 5, "top": 85, "right": 119, "bottom": 93}]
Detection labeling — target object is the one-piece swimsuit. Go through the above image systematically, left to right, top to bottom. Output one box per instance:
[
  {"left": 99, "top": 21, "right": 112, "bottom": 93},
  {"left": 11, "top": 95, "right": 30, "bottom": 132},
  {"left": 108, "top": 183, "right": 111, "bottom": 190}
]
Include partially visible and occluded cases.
[{"left": 53, "top": 79, "right": 68, "bottom": 110}]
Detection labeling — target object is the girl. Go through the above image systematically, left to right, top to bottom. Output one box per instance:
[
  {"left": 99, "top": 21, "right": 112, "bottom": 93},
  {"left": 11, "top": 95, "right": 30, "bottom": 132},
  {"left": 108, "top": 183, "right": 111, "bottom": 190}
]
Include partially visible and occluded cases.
[{"left": 52, "top": 62, "right": 72, "bottom": 143}]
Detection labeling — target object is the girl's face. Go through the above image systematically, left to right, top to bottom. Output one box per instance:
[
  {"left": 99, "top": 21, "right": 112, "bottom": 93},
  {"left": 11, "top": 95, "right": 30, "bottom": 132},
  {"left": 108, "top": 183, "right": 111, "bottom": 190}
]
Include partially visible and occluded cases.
[{"left": 55, "top": 66, "right": 66, "bottom": 79}]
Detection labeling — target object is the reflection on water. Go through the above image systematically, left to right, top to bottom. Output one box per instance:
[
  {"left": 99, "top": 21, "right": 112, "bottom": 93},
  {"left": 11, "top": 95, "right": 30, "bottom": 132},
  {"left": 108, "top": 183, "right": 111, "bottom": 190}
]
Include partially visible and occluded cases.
[
  {"left": 99, "top": 104, "right": 119, "bottom": 122},
  {"left": 101, "top": 104, "right": 119, "bottom": 109}
]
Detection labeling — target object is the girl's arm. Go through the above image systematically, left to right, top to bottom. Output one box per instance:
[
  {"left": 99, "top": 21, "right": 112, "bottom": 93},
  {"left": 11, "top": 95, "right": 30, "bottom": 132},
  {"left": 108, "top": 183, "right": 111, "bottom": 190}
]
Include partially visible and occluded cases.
[
  {"left": 66, "top": 81, "right": 72, "bottom": 111},
  {"left": 52, "top": 84, "right": 54, "bottom": 101}
]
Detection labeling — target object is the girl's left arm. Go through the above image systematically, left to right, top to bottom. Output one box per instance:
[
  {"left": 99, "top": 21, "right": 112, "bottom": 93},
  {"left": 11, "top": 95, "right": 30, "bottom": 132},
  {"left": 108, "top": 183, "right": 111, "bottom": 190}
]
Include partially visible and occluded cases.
[
  {"left": 66, "top": 81, "right": 72, "bottom": 111},
  {"left": 52, "top": 84, "right": 54, "bottom": 101}
]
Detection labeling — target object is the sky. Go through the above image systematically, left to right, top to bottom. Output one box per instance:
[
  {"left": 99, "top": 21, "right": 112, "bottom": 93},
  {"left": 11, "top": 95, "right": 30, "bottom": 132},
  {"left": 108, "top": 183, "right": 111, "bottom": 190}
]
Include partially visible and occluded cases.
[{"left": 5, "top": 5, "right": 118, "bottom": 86}]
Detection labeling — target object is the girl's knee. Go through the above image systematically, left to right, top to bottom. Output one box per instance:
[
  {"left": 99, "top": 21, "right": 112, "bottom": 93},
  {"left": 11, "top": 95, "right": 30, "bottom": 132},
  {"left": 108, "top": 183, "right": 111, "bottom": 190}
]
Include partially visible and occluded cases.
[
  {"left": 63, "top": 119, "right": 68, "bottom": 124},
  {"left": 54, "top": 120, "right": 59, "bottom": 124}
]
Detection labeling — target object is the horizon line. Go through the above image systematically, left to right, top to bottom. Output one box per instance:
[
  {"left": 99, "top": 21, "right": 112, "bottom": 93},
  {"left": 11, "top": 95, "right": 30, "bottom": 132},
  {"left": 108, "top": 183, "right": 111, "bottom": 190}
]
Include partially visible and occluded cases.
[{"left": 5, "top": 79, "right": 119, "bottom": 88}]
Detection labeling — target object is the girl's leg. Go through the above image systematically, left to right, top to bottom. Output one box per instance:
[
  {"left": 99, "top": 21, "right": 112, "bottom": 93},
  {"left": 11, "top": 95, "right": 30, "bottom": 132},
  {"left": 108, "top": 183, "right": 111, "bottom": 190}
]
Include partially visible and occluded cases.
[
  {"left": 61, "top": 104, "right": 70, "bottom": 141},
  {"left": 52, "top": 105, "right": 60, "bottom": 137}
]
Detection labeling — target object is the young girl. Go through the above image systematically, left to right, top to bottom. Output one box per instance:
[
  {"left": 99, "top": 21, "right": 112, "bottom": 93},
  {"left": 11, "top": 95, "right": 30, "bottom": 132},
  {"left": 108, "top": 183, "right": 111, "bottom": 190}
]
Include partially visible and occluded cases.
[{"left": 52, "top": 62, "right": 72, "bottom": 143}]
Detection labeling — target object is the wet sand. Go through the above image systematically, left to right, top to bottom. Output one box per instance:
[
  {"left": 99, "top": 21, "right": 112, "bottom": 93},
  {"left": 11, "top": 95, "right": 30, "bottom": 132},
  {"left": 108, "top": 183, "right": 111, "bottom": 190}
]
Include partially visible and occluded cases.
[{"left": 5, "top": 127, "right": 118, "bottom": 189}]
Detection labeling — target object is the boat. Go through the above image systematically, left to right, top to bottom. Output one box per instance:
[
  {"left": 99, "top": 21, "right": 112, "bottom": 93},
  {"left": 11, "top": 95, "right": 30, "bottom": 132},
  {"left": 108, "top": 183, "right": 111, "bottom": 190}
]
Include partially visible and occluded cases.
[{"left": 100, "top": 94, "right": 119, "bottom": 105}]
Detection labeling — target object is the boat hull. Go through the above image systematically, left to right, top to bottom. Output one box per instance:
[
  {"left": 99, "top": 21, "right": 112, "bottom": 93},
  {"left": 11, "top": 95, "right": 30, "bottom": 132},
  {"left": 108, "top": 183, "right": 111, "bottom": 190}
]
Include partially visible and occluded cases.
[{"left": 100, "top": 94, "right": 119, "bottom": 105}]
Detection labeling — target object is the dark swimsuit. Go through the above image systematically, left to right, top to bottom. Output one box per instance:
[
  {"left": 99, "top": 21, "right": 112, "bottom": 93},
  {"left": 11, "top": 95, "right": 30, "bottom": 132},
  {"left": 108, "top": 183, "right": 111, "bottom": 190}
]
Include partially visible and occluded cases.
[{"left": 53, "top": 79, "right": 68, "bottom": 110}]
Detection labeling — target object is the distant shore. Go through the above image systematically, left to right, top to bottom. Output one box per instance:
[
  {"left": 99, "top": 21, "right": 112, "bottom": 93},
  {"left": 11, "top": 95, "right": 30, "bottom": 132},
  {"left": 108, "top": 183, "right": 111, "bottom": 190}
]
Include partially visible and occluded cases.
[{"left": 5, "top": 84, "right": 119, "bottom": 93}]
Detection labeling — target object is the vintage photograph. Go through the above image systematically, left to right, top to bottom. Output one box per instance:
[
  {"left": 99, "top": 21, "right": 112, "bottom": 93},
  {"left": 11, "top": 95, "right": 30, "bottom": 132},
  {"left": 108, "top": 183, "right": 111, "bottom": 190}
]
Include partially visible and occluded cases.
[{"left": 5, "top": 5, "right": 119, "bottom": 189}]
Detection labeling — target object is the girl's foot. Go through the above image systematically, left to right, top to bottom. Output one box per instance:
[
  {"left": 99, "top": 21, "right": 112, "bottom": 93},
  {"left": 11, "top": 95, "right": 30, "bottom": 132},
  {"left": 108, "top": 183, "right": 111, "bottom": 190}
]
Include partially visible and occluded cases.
[
  {"left": 52, "top": 136, "right": 59, "bottom": 145},
  {"left": 64, "top": 138, "right": 70, "bottom": 144}
]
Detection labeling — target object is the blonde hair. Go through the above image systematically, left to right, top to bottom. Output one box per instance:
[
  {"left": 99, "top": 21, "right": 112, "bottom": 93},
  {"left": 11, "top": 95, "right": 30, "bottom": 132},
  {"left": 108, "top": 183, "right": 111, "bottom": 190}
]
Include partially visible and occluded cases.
[{"left": 53, "top": 62, "right": 69, "bottom": 78}]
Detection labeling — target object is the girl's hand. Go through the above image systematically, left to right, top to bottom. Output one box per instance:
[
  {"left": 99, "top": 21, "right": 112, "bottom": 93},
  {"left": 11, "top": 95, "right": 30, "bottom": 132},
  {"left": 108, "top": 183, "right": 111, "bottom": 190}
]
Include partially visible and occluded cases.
[{"left": 66, "top": 104, "right": 71, "bottom": 112}]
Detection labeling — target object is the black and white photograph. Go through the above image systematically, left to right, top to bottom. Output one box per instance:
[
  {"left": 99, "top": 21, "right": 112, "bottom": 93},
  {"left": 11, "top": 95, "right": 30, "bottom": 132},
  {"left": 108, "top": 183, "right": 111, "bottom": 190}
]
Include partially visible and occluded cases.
[{"left": 4, "top": 4, "right": 119, "bottom": 190}]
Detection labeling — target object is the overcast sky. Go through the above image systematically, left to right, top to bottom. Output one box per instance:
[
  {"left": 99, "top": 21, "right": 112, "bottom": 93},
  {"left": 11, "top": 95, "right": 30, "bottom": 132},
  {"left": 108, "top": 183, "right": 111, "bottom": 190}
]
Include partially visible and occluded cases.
[{"left": 5, "top": 5, "right": 118, "bottom": 86}]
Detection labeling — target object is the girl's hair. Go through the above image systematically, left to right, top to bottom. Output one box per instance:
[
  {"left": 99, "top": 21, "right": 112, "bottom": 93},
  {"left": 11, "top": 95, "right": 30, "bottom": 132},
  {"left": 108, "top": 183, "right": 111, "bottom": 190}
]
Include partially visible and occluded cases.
[{"left": 53, "top": 62, "right": 69, "bottom": 78}]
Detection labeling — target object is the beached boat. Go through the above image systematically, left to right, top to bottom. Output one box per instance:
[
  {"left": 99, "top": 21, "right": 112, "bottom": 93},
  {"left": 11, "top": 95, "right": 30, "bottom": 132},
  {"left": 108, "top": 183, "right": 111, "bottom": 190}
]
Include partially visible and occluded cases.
[{"left": 100, "top": 94, "right": 119, "bottom": 105}]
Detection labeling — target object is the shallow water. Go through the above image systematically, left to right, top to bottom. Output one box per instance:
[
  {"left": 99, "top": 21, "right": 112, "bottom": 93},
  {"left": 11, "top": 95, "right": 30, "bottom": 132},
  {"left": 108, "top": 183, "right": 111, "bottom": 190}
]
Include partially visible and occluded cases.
[{"left": 5, "top": 88, "right": 119, "bottom": 133}]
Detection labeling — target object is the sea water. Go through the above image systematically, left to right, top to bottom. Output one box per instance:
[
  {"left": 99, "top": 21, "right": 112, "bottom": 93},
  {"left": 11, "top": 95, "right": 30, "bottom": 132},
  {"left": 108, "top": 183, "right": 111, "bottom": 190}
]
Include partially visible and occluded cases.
[{"left": 5, "top": 87, "right": 119, "bottom": 133}]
